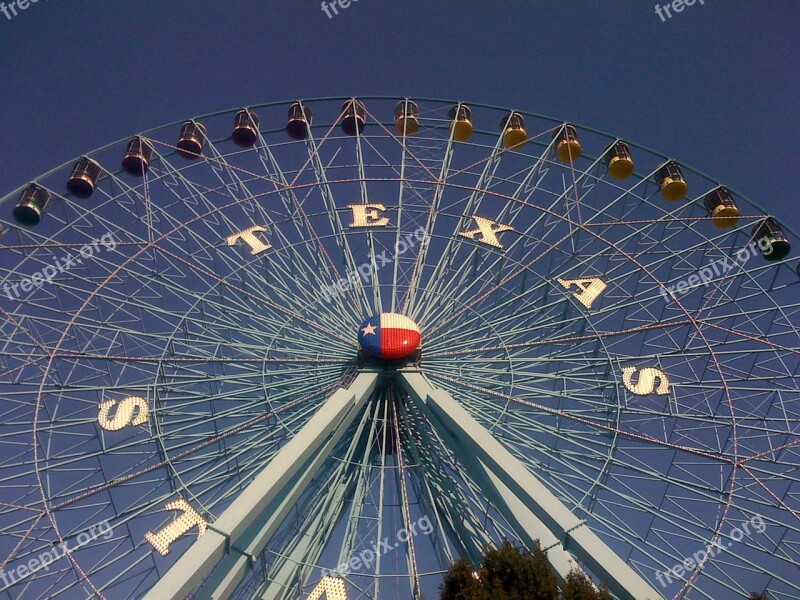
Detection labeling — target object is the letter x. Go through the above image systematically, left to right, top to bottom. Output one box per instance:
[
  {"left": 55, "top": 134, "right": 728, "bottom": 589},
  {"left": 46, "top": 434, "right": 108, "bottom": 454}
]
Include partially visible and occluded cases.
[{"left": 459, "top": 216, "right": 515, "bottom": 249}]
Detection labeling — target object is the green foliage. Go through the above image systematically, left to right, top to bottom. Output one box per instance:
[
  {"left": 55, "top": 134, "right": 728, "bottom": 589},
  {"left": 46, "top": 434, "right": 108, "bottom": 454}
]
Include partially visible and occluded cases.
[
  {"left": 439, "top": 541, "right": 616, "bottom": 600},
  {"left": 478, "top": 541, "right": 558, "bottom": 600},
  {"left": 439, "top": 557, "right": 481, "bottom": 600},
  {"left": 561, "top": 569, "right": 613, "bottom": 600}
]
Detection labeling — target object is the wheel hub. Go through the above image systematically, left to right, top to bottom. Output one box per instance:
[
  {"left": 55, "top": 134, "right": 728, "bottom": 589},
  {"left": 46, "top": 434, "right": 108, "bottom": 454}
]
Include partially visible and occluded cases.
[{"left": 357, "top": 312, "right": 421, "bottom": 361}]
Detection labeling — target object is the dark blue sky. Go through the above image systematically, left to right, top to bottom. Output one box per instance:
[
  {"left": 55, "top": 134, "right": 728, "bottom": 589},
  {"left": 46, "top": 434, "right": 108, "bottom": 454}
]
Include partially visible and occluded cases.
[{"left": 0, "top": 1, "right": 798, "bottom": 233}]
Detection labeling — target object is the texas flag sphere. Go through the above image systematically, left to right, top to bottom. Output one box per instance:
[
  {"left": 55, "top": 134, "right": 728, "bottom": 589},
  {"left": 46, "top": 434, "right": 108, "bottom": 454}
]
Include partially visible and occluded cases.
[{"left": 358, "top": 313, "right": 421, "bottom": 360}]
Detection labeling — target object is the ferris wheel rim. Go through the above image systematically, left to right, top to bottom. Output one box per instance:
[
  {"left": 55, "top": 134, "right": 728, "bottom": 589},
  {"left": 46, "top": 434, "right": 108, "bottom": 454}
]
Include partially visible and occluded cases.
[
  {"left": 0, "top": 95, "right": 797, "bottom": 600},
  {"left": 1, "top": 95, "right": 796, "bottom": 246}
]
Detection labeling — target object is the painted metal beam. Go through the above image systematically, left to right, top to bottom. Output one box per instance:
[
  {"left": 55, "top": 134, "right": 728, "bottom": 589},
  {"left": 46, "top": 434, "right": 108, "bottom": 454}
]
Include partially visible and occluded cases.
[
  {"left": 399, "top": 371, "right": 663, "bottom": 600},
  {"left": 143, "top": 372, "right": 379, "bottom": 600},
  {"left": 407, "top": 386, "right": 579, "bottom": 584},
  {"left": 193, "top": 402, "right": 370, "bottom": 599},
  {"left": 257, "top": 403, "right": 377, "bottom": 600},
  {"left": 401, "top": 414, "right": 488, "bottom": 565},
  {"left": 258, "top": 467, "right": 357, "bottom": 600}
]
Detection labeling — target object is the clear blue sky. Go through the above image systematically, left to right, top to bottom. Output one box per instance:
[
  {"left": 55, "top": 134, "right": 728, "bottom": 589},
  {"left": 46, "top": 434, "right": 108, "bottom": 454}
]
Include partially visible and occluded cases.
[{"left": 0, "top": 1, "right": 798, "bottom": 234}]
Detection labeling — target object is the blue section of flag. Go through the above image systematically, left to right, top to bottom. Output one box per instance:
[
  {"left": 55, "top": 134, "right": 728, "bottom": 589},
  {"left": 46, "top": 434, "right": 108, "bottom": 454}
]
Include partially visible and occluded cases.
[{"left": 358, "top": 315, "right": 382, "bottom": 358}]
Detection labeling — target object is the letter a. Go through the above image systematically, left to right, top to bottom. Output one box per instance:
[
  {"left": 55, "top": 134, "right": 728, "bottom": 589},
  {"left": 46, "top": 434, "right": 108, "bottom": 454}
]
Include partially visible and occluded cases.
[
  {"left": 556, "top": 277, "right": 607, "bottom": 309},
  {"left": 307, "top": 575, "right": 348, "bottom": 599}
]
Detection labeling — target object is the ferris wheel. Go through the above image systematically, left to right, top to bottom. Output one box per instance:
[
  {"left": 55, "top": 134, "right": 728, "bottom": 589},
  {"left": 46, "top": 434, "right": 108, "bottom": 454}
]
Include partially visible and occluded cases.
[{"left": 0, "top": 96, "right": 798, "bottom": 600}]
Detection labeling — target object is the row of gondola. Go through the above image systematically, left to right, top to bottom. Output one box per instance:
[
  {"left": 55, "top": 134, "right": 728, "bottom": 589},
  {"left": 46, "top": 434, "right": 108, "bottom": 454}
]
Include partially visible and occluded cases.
[{"left": 5, "top": 99, "right": 792, "bottom": 262}]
